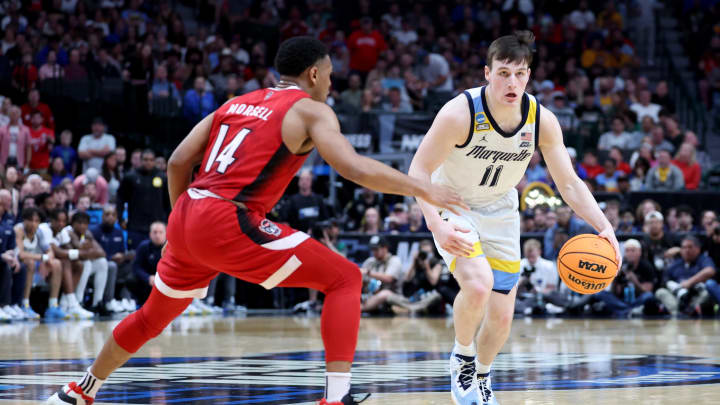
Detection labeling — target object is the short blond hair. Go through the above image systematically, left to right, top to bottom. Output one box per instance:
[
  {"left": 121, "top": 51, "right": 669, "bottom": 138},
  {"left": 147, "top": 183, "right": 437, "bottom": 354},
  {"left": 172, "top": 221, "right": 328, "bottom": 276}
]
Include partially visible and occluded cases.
[{"left": 523, "top": 238, "right": 541, "bottom": 254}]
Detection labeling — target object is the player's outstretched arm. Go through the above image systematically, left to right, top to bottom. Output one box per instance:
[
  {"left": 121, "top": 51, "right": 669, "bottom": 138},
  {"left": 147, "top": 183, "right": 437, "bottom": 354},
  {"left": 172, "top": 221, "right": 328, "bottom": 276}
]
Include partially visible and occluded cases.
[
  {"left": 409, "top": 95, "right": 474, "bottom": 257},
  {"left": 294, "top": 99, "right": 468, "bottom": 214},
  {"left": 538, "top": 106, "right": 621, "bottom": 265},
  {"left": 167, "top": 112, "right": 215, "bottom": 208}
]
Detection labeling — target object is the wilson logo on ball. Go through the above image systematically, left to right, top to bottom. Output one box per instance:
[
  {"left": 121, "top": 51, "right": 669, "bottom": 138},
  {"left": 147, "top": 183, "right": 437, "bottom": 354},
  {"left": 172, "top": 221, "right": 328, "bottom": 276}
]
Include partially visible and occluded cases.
[
  {"left": 578, "top": 260, "right": 607, "bottom": 273},
  {"left": 567, "top": 273, "right": 606, "bottom": 290}
]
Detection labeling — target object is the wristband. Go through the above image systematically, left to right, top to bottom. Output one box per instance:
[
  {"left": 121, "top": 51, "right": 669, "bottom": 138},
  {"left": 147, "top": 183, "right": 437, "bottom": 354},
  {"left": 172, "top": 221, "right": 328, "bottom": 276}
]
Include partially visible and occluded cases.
[{"left": 68, "top": 249, "right": 79, "bottom": 260}]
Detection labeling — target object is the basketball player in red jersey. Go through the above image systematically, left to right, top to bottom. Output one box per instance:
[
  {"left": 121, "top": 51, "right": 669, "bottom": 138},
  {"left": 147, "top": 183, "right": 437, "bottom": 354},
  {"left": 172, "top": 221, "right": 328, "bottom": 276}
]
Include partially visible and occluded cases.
[{"left": 47, "top": 37, "right": 466, "bottom": 405}]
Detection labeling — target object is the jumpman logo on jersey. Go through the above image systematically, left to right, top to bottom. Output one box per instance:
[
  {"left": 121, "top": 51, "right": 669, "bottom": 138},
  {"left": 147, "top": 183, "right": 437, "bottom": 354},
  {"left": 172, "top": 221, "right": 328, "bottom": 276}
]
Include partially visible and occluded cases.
[{"left": 479, "top": 135, "right": 488, "bottom": 142}]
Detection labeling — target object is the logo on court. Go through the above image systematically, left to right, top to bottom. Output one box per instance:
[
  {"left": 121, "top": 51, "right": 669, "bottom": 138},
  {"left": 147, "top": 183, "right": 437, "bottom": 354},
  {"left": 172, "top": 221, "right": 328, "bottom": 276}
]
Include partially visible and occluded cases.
[{"left": 3, "top": 352, "right": 720, "bottom": 404}]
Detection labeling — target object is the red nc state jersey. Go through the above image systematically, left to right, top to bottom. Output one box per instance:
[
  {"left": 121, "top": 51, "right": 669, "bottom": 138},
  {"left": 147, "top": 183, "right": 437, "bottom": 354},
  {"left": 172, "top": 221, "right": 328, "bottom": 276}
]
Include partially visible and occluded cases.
[{"left": 189, "top": 86, "right": 311, "bottom": 213}]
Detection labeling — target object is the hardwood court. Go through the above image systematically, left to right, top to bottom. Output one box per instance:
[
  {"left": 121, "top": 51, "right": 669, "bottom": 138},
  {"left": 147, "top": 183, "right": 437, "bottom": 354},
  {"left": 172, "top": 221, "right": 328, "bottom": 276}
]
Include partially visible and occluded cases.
[{"left": 0, "top": 316, "right": 719, "bottom": 404}]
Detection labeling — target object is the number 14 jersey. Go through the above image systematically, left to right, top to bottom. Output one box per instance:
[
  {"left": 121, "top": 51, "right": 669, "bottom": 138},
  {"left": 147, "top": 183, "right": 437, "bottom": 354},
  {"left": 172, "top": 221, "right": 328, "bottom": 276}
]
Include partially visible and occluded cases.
[
  {"left": 189, "top": 86, "right": 310, "bottom": 214},
  {"left": 431, "top": 86, "right": 541, "bottom": 207}
]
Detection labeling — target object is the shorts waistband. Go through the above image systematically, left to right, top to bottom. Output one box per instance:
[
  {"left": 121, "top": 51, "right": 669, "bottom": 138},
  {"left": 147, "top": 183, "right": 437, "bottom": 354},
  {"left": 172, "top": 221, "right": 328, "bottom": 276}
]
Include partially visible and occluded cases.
[{"left": 187, "top": 188, "right": 247, "bottom": 210}]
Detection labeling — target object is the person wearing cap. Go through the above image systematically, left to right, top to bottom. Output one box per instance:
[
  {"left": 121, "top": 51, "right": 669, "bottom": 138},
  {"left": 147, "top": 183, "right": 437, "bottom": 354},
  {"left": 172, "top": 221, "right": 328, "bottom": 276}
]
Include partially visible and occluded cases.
[
  {"left": 547, "top": 91, "right": 574, "bottom": 131},
  {"left": 78, "top": 117, "right": 116, "bottom": 172},
  {"left": 644, "top": 149, "right": 684, "bottom": 190},
  {"left": 72, "top": 167, "right": 109, "bottom": 206},
  {"left": 386, "top": 202, "right": 410, "bottom": 233},
  {"left": 642, "top": 210, "right": 677, "bottom": 271},
  {"left": 360, "top": 235, "right": 405, "bottom": 312},
  {"left": 595, "top": 239, "right": 657, "bottom": 317}
]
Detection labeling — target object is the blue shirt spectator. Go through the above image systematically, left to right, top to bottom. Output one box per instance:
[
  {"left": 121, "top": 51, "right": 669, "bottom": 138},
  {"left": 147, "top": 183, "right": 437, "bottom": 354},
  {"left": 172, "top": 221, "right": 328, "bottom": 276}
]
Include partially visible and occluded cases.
[
  {"left": 183, "top": 76, "right": 216, "bottom": 123},
  {"left": 50, "top": 130, "right": 78, "bottom": 174},
  {"left": 595, "top": 159, "right": 622, "bottom": 192},
  {"left": 544, "top": 206, "right": 594, "bottom": 259},
  {"left": 91, "top": 222, "right": 126, "bottom": 259},
  {"left": 132, "top": 239, "right": 163, "bottom": 284},
  {"left": 665, "top": 252, "right": 715, "bottom": 283}
]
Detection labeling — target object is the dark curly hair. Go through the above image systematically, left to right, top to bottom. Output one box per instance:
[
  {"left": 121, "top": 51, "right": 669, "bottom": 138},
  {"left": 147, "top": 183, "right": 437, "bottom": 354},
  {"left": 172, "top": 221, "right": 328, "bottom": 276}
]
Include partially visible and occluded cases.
[{"left": 274, "top": 36, "right": 329, "bottom": 77}]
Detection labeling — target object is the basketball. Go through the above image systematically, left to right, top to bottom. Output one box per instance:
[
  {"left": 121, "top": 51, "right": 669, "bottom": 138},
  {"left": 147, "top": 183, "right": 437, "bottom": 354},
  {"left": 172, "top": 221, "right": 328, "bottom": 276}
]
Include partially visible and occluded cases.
[{"left": 557, "top": 234, "right": 619, "bottom": 295}]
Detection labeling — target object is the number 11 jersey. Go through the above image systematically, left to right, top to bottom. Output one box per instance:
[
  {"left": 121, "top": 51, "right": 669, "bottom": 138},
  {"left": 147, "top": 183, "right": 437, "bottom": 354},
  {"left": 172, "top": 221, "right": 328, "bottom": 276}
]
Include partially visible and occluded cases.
[
  {"left": 189, "top": 86, "right": 311, "bottom": 214},
  {"left": 431, "top": 86, "right": 541, "bottom": 208}
]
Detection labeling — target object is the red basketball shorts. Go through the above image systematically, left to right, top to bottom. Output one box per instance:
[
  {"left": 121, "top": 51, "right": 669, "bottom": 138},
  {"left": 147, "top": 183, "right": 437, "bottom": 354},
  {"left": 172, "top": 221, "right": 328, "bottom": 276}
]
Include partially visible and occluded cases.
[{"left": 154, "top": 188, "right": 359, "bottom": 299}]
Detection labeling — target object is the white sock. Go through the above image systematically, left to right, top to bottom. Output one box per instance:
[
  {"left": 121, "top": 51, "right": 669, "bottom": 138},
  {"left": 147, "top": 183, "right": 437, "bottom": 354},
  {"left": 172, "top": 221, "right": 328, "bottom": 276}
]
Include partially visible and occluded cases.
[
  {"left": 65, "top": 293, "right": 78, "bottom": 306},
  {"left": 49, "top": 298, "right": 58, "bottom": 308},
  {"left": 22, "top": 299, "right": 30, "bottom": 307},
  {"left": 453, "top": 339, "right": 476, "bottom": 357},
  {"left": 477, "top": 362, "right": 491, "bottom": 375},
  {"left": 77, "top": 367, "right": 105, "bottom": 398},
  {"left": 325, "top": 372, "right": 351, "bottom": 402}
]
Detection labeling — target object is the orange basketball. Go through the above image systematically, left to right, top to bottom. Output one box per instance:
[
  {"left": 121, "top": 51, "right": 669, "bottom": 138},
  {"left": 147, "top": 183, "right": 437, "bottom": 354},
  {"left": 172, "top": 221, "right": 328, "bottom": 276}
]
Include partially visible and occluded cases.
[{"left": 557, "top": 234, "right": 618, "bottom": 295}]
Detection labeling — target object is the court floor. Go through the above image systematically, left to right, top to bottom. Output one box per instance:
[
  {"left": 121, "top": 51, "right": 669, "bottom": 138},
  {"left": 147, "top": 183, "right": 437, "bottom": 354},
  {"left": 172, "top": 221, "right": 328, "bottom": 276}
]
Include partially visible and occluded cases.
[{"left": 0, "top": 315, "right": 719, "bottom": 404}]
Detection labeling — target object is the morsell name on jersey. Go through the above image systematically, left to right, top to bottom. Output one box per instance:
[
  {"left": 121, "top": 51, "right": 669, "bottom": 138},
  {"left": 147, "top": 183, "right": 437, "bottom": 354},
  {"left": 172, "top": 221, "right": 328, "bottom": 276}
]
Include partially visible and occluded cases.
[
  {"left": 226, "top": 103, "right": 274, "bottom": 121},
  {"left": 466, "top": 145, "right": 532, "bottom": 163}
]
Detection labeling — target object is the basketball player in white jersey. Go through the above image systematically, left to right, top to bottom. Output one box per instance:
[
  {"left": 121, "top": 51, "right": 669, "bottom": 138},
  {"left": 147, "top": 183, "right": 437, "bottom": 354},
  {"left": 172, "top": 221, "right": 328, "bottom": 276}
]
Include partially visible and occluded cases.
[{"left": 409, "top": 31, "right": 621, "bottom": 404}]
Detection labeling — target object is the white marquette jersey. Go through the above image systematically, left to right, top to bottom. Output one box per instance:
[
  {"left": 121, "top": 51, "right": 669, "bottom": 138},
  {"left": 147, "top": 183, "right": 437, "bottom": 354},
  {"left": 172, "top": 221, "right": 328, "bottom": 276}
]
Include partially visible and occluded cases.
[{"left": 432, "top": 86, "right": 541, "bottom": 207}]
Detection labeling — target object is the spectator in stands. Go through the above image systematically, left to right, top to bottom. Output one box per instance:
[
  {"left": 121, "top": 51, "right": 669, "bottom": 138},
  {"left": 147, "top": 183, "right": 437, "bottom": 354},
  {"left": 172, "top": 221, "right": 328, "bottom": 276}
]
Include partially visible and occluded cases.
[
  {"left": 568, "top": 0, "right": 595, "bottom": 31},
  {"left": 347, "top": 17, "right": 387, "bottom": 78},
  {"left": 64, "top": 48, "right": 88, "bottom": 80},
  {"left": 94, "top": 48, "right": 121, "bottom": 79},
  {"left": 38, "top": 49, "right": 64, "bottom": 80},
  {"left": 417, "top": 50, "right": 453, "bottom": 92},
  {"left": 12, "top": 53, "right": 38, "bottom": 93},
  {"left": 149, "top": 64, "right": 181, "bottom": 106},
  {"left": 340, "top": 73, "right": 363, "bottom": 111},
  {"left": 183, "top": 76, "right": 216, "bottom": 124},
  {"left": 652, "top": 81, "right": 674, "bottom": 113},
  {"left": 382, "top": 87, "right": 412, "bottom": 113},
  {"left": 21, "top": 89, "right": 54, "bottom": 129},
  {"left": 630, "top": 90, "right": 661, "bottom": 123},
  {"left": 575, "top": 91, "right": 605, "bottom": 127},
  {"left": 548, "top": 92, "right": 575, "bottom": 132},
  {"left": 0, "top": 98, "right": 11, "bottom": 128},
  {"left": 0, "top": 105, "right": 31, "bottom": 171},
  {"left": 27, "top": 111, "right": 54, "bottom": 173},
  {"left": 631, "top": 116, "right": 655, "bottom": 150},
  {"left": 78, "top": 117, "right": 116, "bottom": 172},
  {"left": 598, "top": 117, "right": 632, "bottom": 151},
  {"left": 663, "top": 118, "right": 685, "bottom": 152},
  {"left": 648, "top": 126, "right": 675, "bottom": 154},
  {"left": 50, "top": 130, "right": 78, "bottom": 175},
  {"left": 630, "top": 143, "right": 654, "bottom": 172},
  {"left": 672, "top": 143, "right": 701, "bottom": 190},
  {"left": 608, "top": 147, "right": 631, "bottom": 175},
  {"left": 117, "top": 149, "right": 169, "bottom": 250},
  {"left": 645, "top": 149, "right": 685, "bottom": 190},
  {"left": 580, "top": 150, "right": 604, "bottom": 179},
  {"left": 525, "top": 151, "right": 549, "bottom": 184},
  {"left": 101, "top": 152, "right": 122, "bottom": 203},
  {"left": 154, "top": 156, "right": 167, "bottom": 172},
  {"left": 50, "top": 158, "right": 72, "bottom": 189},
  {"left": 595, "top": 158, "right": 623, "bottom": 192},
  {"left": 3, "top": 166, "right": 19, "bottom": 217},
  {"left": 73, "top": 167, "right": 109, "bottom": 205},
  {"left": 281, "top": 169, "right": 329, "bottom": 233},
  {"left": 344, "top": 188, "right": 388, "bottom": 231},
  {"left": 0, "top": 189, "right": 15, "bottom": 226},
  {"left": 407, "top": 202, "right": 429, "bottom": 233},
  {"left": 386, "top": 203, "right": 410, "bottom": 233},
  {"left": 91, "top": 205, "right": 134, "bottom": 314},
  {"left": 543, "top": 205, "right": 592, "bottom": 259},
  {"left": 676, "top": 205, "right": 699, "bottom": 233},
  {"left": 14, "top": 207, "right": 64, "bottom": 319},
  {"left": 360, "top": 207, "right": 383, "bottom": 234},
  {"left": 618, "top": 208, "right": 637, "bottom": 234},
  {"left": 642, "top": 210, "right": 675, "bottom": 271},
  {"left": 701, "top": 210, "right": 718, "bottom": 237},
  {"left": 63, "top": 211, "right": 108, "bottom": 313},
  {"left": 132, "top": 221, "right": 166, "bottom": 304},
  {"left": 360, "top": 235, "right": 404, "bottom": 312},
  {"left": 656, "top": 235, "right": 715, "bottom": 316},
  {"left": 394, "top": 239, "right": 444, "bottom": 315},
  {"left": 516, "top": 239, "right": 564, "bottom": 315},
  {"left": 595, "top": 239, "right": 656, "bottom": 318}
]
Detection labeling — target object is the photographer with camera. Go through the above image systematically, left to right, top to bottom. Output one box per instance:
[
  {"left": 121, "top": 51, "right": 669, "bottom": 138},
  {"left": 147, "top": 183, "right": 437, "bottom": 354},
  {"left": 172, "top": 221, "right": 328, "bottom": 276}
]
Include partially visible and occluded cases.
[
  {"left": 655, "top": 235, "right": 715, "bottom": 316},
  {"left": 360, "top": 236, "right": 405, "bottom": 313},
  {"left": 515, "top": 239, "right": 565, "bottom": 315},
  {"left": 595, "top": 239, "right": 656, "bottom": 317},
  {"left": 389, "top": 240, "right": 444, "bottom": 315}
]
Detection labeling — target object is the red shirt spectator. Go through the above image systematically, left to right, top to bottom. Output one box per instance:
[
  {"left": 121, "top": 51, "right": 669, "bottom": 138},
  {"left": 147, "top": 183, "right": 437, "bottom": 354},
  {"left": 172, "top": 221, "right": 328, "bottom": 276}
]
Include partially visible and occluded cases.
[
  {"left": 280, "top": 7, "right": 309, "bottom": 40},
  {"left": 347, "top": 18, "right": 387, "bottom": 73},
  {"left": 12, "top": 54, "right": 38, "bottom": 92},
  {"left": 21, "top": 89, "right": 54, "bottom": 129},
  {"left": 28, "top": 112, "right": 54, "bottom": 171},
  {"left": 672, "top": 143, "right": 702, "bottom": 190},
  {"left": 609, "top": 147, "right": 631, "bottom": 175},
  {"left": 580, "top": 151, "right": 604, "bottom": 179}
]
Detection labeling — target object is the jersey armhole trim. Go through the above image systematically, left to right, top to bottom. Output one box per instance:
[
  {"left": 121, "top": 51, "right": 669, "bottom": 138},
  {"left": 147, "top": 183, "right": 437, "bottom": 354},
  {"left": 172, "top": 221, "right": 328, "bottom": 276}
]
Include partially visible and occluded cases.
[
  {"left": 456, "top": 91, "right": 475, "bottom": 148},
  {"left": 534, "top": 102, "right": 541, "bottom": 150}
]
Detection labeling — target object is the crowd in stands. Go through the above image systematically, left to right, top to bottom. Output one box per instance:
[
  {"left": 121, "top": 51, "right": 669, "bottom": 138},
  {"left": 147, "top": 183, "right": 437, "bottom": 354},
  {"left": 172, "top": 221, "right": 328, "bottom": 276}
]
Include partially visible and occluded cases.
[
  {"left": 0, "top": 0, "right": 718, "bottom": 320},
  {"left": 677, "top": 1, "right": 720, "bottom": 111}
]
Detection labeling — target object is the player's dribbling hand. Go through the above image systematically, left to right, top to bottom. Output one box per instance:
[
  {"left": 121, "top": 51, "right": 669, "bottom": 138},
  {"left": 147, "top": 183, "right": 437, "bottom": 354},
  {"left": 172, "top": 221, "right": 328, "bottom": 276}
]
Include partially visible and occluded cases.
[
  {"left": 421, "top": 184, "right": 469, "bottom": 215},
  {"left": 435, "top": 220, "right": 474, "bottom": 258},
  {"left": 598, "top": 227, "right": 622, "bottom": 269}
]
